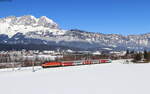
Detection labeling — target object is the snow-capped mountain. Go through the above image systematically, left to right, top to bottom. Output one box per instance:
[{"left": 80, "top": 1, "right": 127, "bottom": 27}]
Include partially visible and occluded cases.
[
  {"left": 0, "top": 15, "right": 150, "bottom": 51},
  {"left": 0, "top": 15, "right": 59, "bottom": 37}
]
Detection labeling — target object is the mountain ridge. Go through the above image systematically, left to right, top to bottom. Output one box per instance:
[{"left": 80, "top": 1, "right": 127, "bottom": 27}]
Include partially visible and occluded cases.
[{"left": 0, "top": 15, "right": 150, "bottom": 51}]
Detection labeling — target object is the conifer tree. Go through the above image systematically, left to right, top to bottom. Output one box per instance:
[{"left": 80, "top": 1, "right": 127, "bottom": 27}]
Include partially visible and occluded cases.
[{"left": 134, "top": 53, "right": 142, "bottom": 62}]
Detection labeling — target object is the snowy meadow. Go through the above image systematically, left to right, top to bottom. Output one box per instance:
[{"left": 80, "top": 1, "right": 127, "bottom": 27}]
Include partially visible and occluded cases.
[{"left": 0, "top": 60, "right": 150, "bottom": 94}]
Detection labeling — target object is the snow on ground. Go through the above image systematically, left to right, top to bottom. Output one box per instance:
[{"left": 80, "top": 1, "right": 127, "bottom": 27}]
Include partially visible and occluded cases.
[
  {"left": 112, "top": 59, "right": 134, "bottom": 64},
  {"left": 0, "top": 62, "right": 150, "bottom": 94}
]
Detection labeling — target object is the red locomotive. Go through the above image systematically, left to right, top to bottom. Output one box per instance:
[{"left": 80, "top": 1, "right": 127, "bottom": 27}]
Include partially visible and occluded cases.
[{"left": 42, "top": 61, "right": 62, "bottom": 68}]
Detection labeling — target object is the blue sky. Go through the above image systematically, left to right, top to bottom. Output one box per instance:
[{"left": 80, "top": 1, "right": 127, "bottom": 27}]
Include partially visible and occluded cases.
[{"left": 0, "top": 0, "right": 150, "bottom": 35}]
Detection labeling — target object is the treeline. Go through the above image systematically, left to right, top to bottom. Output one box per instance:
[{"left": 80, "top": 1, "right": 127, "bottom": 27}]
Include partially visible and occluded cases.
[
  {"left": 0, "top": 43, "right": 82, "bottom": 51},
  {"left": 117, "top": 50, "right": 150, "bottom": 63},
  {"left": 130, "top": 50, "right": 150, "bottom": 63},
  {"left": 0, "top": 52, "right": 60, "bottom": 69},
  {"left": 0, "top": 54, "right": 42, "bottom": 68}
]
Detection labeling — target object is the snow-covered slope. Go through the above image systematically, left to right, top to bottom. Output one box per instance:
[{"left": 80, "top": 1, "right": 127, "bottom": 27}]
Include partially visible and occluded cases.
[{"left": 0, "top": 63, "right": 150, "bottom": 94}]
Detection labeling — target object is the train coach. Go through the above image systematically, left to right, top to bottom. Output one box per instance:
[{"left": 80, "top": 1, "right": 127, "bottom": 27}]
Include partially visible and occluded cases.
[
  {"left": 99, "top": 59, "right": 111, "bottom": 63},
  {"left": 74, "top": 60, "right": 83, "bottom": 66},
  {"left": 82, "top": 60, "right": 92, "bottom": 65},
  {"left": 61, "top": 61, "right": 74, "bottom": 66}
]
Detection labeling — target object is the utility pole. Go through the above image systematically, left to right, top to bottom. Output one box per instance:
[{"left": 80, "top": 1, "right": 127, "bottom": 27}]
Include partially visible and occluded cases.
[
  {"left": 10, "top": 53, "right": 15, "bottom": 72},
  {"left": 32, "top": 55, "right": 36, "bottom": 72},
  {"left": 32, "top": 60, "right": 35, "bottom": 72}
]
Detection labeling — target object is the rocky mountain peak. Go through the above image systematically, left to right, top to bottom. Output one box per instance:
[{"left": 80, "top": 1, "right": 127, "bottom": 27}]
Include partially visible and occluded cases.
[
  {"left": 0, "top": 15, "right": 59, "bottom": 29},
  {"left": 0, "top": 15, "right": 60, "bottom": 38},
  {"left": 38, "top": 16, "right": 58, "bottom": 29}
]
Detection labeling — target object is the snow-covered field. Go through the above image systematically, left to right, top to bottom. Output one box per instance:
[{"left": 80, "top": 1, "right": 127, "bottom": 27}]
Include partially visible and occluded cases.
[{"left": 0, "top": 61, "right": 150, "bottom": 94}]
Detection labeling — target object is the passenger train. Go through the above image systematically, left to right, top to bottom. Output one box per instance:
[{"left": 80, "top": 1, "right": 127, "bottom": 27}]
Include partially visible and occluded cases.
[{"left": 41, "top": 59, "right": 112, "bottom": 68}]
